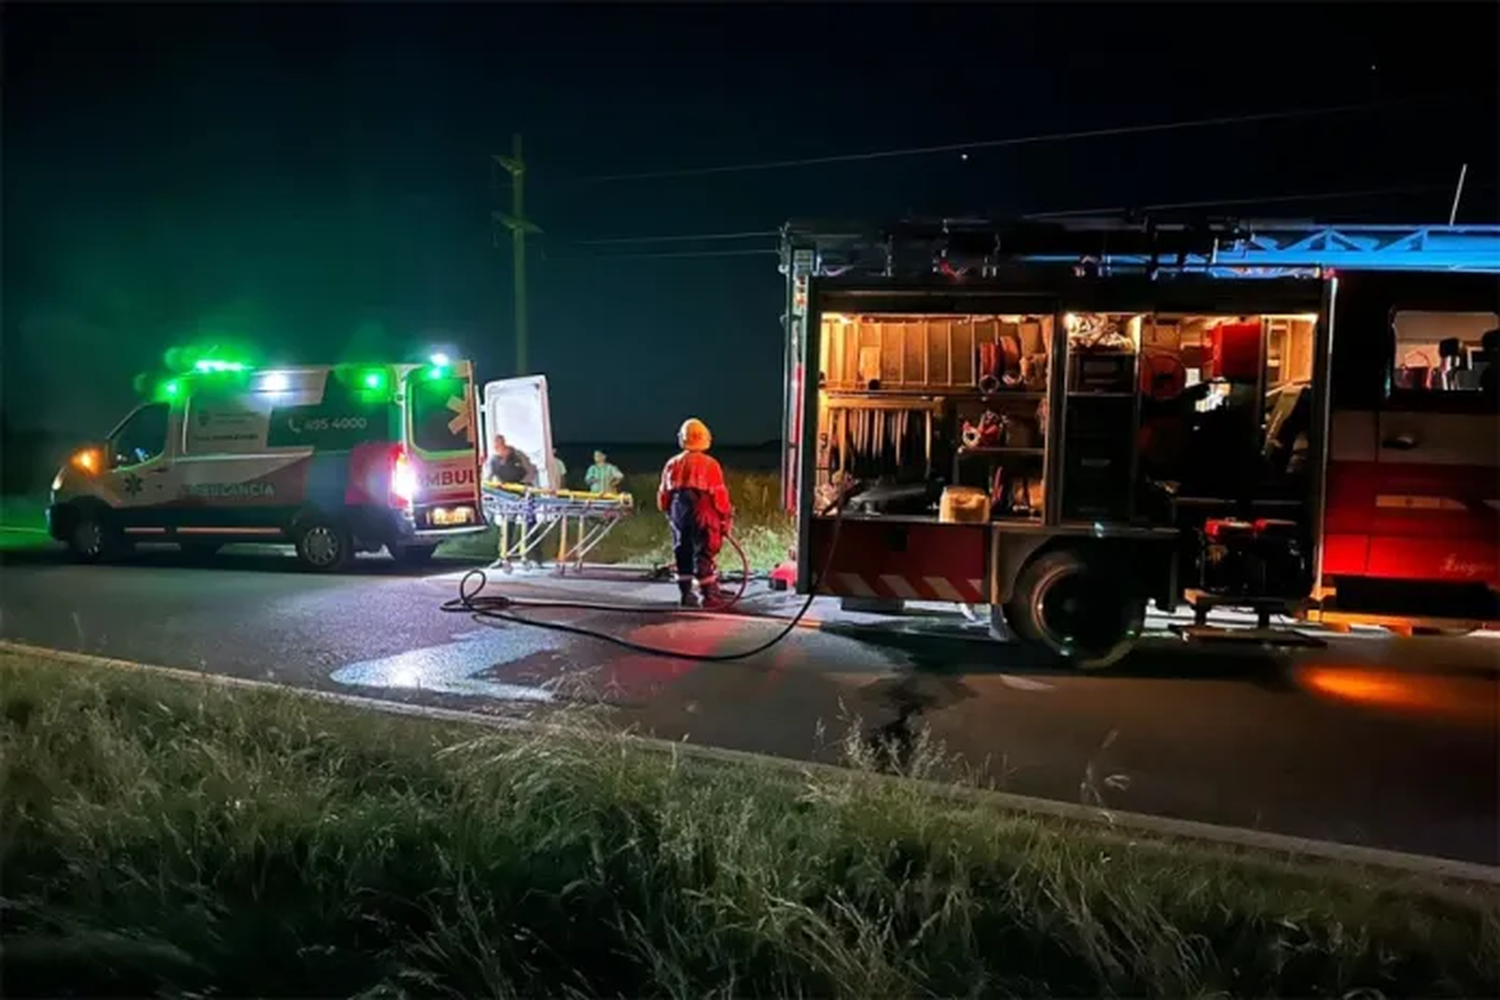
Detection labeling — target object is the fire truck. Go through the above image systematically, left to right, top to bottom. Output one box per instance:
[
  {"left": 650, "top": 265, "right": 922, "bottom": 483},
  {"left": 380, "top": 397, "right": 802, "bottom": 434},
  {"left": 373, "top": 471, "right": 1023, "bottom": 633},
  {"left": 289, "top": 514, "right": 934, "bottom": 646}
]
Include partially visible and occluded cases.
[{"left": 778, "top": 219, "right": 1500, "bottom": 667}]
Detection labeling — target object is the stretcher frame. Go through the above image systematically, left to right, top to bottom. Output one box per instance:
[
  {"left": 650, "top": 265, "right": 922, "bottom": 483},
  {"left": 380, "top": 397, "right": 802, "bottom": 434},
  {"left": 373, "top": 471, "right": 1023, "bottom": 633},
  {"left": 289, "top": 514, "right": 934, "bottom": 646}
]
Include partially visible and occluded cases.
[{"left": 481, "top": 482, "right": 636, "bottom": 574}]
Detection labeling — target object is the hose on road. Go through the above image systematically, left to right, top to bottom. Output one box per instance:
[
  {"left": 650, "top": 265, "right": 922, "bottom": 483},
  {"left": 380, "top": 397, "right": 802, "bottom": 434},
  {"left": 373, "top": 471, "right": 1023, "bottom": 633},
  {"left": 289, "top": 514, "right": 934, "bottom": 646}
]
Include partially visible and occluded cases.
[{"left": 440, "top": 494, "right": 850, "bottom": 662}]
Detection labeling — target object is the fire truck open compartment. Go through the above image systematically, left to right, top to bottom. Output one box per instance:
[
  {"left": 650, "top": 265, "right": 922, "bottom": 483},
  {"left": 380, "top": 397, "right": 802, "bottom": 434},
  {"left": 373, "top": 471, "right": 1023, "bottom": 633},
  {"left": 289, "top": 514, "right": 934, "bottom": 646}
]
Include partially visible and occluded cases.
[
  {"left": 782, "top": 219, "right": 1500, "bottom": 666},
  {"left": 793, "top": 264, "right": 1330, "bottom": 667},
  {"left": 807, "top": 301, "right": 1322, "bottom": 530},
  {"left": 814, "top": 310, "right": 1055, "bottom": 520}
]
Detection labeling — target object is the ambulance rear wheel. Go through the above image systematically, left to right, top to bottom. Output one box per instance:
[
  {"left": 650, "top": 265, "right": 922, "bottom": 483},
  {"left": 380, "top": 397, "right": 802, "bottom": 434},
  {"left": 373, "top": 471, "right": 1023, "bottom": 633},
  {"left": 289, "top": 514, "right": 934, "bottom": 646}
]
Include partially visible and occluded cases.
[
  {"left": 294, "top": 518, "right": 352, "bottom": 572},
  {"left": 1003, "top": 548, "right": 1145, "bottom": 670}
]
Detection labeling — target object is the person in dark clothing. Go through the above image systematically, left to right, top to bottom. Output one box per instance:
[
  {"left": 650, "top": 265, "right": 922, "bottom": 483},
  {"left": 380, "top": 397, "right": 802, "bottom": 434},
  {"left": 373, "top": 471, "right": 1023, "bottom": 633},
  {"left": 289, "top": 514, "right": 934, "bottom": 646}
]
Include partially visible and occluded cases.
[
  {"left": 1480, "top": 329, "right": 1499, "bottom": 396},
  {"left": 658, "top": 417, "right": 733, "bottom": 608},
  {"left": 484, "top": 434, "right": 536, "bottom": 486}
]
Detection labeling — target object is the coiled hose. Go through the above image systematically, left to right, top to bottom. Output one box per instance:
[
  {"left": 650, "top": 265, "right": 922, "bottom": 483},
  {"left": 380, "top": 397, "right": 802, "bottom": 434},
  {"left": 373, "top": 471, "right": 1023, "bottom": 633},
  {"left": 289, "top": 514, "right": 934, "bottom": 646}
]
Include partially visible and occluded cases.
[{"left": 440, "top": 494, "right": 849, "bottom": 662}]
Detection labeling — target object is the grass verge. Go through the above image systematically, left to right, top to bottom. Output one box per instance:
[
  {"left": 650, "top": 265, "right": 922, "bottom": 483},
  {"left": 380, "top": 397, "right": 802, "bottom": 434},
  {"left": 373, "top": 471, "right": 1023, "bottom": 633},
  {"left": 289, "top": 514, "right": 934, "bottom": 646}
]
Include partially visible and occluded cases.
[
  {"left": 439, "top": 469, "right": 794, "bottom": 570},
  {"left": 0, "top": 496, "right": 51, "bottom": 551},
  {"left": 3, "top": 650, "right": 1497, "bottom": 998}
]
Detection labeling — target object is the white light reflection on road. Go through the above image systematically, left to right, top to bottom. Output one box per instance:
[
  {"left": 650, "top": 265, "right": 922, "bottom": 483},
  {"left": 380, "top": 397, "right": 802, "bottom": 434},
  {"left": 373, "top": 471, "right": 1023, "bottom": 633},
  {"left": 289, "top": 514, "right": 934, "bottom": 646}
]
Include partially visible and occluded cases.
[{"left": 330, "top": 628, "right": 565, "bottom": 702}]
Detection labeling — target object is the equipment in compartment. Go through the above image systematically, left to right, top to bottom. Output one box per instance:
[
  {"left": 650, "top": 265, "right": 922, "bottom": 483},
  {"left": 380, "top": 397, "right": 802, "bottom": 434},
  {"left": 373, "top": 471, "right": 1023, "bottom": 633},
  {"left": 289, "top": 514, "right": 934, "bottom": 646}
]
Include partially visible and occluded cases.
[
  {"left": 819, "top": 312, "right": 1056, "bottom": 524},
  {"left": 1058, "top": 312, "right": 1142, "bottom": 521},
  {"left": 1066, "top": 312, "right": 1138, "bottom": 394},
  {"left": 820, "top": 313, "right": 1048, "bottom": 393},
  {"left": 1206, "top": 321, "right": 1261, "bottom": 382},
  {"left": 976, "top": 332, "right": 1025, "bottom": 393},
  {"left": 1069, "top": 352, "right": 1136, "bottom": 394},
  {"left": 958, "top": 399, "right": 1046, "bottom": 450},
  {"left": 826, "top": 404, "right": 931, "bottom": 480},
  {"left": 960, "top": 410, "right": 1004, "bottom": 449},
  {"left": 989, "top": 466, "right": 1045, "bottom": 516},
  {"left": 845, "top": 481, "right": 932, "bottom": 516},
  {"left": 940, "top": 486, "right": 991, "bottom": 523},
  {"left": 1196, "top": 517, "right": 1313, "bottom": 600}
]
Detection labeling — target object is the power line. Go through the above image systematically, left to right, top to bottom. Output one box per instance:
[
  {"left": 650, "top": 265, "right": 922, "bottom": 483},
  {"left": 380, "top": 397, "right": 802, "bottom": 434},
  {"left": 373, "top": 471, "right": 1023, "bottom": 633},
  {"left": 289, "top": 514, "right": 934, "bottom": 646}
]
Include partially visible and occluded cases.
[
  {"left": 574, "top": 99, "right": 1429, "bottom": 184},
  {"left": 551, "top": 178, "right": 1494, "bottom": 260},
  {"left": 1025, "top": 183, "right": 1460, "bottom": 219},
  {"left": 570, "top": 229, "right": 778, "bottom": 246},
  {"left": 548, "top": 247, "right": 778, "bottom": 262}
]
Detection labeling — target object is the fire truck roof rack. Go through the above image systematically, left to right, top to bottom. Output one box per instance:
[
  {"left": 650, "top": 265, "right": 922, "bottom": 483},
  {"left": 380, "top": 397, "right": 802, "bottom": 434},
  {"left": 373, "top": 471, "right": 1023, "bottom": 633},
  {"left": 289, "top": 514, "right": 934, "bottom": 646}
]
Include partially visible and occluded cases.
[{"left": 780, "top": 217, "right": 1500, "bottom": 279}]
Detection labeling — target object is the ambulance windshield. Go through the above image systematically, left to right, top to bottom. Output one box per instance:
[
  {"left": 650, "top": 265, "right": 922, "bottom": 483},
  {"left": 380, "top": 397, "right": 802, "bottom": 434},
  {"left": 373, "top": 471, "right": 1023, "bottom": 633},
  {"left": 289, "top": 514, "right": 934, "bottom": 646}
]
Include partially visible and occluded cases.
[{"left": 407, "top": 374, "right": 474, "bottom": 454}]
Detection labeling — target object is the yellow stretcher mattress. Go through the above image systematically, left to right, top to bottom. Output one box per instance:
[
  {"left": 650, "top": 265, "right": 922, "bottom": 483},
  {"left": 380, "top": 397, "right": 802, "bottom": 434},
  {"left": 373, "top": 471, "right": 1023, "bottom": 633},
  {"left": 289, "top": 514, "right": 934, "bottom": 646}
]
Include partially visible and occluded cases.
[{"left": 483, "top": 480, "right": 633, "bottom": 505}]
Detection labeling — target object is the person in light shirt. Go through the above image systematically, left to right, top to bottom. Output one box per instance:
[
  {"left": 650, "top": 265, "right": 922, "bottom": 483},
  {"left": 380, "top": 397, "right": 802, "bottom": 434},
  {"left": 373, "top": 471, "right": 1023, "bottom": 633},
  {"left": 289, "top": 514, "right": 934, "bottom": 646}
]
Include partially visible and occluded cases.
[
  {"left": 550, "top": 449, "right": 568, "bottom": 490},
  {"left": 585, "top": 449, "right": 624, "bottom": 495}
]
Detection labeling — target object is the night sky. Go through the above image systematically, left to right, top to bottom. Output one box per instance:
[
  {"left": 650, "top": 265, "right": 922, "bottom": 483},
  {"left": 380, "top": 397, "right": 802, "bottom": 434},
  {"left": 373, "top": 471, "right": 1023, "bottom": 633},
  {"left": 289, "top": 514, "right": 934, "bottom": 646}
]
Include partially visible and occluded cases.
[{"left": 4, "top": 2, "right": 1496, "bottom": 452}]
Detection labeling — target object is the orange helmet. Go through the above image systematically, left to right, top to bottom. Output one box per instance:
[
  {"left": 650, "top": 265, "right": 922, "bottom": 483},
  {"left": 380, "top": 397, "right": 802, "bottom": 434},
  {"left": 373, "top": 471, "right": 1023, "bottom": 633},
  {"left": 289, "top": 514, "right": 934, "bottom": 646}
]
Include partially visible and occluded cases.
[{"left": 678, "top": 417, "right": 712, "bottom": 452}]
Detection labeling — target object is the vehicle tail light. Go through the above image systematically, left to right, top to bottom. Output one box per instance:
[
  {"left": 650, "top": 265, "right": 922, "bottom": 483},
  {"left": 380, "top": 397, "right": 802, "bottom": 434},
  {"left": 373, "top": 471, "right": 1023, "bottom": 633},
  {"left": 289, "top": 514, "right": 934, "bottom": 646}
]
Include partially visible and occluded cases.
[{"left": 391, "top": 448, "right": 417, "bottom": 509}]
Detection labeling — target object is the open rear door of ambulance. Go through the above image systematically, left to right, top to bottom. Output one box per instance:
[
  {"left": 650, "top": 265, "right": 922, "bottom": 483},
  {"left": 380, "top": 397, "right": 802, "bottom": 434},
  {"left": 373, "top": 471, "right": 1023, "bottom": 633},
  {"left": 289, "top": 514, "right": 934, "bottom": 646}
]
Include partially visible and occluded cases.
[
  {"left": 402, "top": 360, "right": 482, "bottom": 528},
  {"left": 481, "top": 375, "right": 558, "bottom": 491}
]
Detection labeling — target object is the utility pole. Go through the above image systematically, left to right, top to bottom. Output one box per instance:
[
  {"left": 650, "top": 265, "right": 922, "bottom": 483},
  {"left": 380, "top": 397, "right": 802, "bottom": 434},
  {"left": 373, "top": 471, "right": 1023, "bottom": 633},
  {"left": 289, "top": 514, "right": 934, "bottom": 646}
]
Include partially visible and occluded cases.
[{"left": 492, "top": 134, "right": 542, "bottom": 375}]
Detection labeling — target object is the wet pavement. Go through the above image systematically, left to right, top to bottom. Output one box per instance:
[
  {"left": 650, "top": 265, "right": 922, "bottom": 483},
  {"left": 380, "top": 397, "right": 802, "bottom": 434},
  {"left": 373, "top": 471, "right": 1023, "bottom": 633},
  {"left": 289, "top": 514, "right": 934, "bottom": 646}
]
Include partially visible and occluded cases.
[{"left": 2, "top": 541, "right": 1497, "bottom": 865}]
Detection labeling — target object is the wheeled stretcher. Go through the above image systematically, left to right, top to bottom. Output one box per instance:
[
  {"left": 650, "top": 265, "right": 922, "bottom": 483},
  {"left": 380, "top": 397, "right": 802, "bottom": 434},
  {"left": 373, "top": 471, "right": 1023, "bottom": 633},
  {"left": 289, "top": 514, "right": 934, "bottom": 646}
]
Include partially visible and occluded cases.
[{"left": 481, "top": 481, "right": 635, "bottom": 573}]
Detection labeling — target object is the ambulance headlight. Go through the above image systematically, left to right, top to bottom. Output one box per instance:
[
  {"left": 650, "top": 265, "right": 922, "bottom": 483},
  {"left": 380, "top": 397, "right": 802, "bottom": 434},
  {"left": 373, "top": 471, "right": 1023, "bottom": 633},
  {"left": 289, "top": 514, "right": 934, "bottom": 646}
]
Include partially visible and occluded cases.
[{"left": 70, "top": 448, "right": 102, "bottom": 476}]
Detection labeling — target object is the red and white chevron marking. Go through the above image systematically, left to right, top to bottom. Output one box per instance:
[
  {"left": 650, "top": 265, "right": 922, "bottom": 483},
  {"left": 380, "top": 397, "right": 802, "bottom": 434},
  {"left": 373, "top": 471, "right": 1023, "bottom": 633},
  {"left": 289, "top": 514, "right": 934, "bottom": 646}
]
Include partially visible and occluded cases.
[{"left": 821, "top": 572, "right": 986, "bottom": 604}]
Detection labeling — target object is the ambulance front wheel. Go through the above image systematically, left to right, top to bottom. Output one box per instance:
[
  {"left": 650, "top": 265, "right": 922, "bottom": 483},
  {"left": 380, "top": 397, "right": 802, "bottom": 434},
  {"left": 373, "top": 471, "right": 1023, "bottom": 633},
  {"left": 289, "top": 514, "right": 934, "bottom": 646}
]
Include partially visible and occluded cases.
[
  {"left": 66, "top": 506, "right": 118, "bottom": 564},
  {"left": 294, "top": 517, "right": 353, "bottom": 572},
  {"left": 1001, "top": 548, "right": 1146, "bottom": 670}
]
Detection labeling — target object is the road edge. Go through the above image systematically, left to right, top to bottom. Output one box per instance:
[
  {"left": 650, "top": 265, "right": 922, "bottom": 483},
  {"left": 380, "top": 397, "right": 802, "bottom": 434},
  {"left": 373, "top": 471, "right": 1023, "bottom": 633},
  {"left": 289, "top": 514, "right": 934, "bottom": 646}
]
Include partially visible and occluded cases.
[{"left": 2, "top": 638, "right": 1496, "bottom": 886}]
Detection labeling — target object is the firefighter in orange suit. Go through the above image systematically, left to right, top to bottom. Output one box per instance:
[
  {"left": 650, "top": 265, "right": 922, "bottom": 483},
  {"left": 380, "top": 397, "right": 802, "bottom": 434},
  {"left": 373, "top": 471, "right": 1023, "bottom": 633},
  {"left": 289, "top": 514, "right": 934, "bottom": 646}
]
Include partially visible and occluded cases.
[{"left": 658, "top": 417, "right": 733, "bottom": 608}]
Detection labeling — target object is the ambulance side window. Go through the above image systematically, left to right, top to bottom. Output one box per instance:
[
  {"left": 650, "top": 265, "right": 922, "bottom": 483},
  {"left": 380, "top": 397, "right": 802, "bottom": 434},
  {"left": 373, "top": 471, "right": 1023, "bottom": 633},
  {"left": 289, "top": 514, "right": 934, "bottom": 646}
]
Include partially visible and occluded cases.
[{"left": 110, "top": 403, "right": 170, "bottom": 468}]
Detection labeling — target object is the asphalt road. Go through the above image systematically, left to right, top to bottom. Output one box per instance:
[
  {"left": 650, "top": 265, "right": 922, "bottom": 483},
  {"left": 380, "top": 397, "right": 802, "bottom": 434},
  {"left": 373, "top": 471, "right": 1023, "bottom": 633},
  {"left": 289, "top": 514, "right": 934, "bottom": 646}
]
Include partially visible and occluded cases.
[{"left": 2, "top": 541, "right": 1496, "bottom": 865}]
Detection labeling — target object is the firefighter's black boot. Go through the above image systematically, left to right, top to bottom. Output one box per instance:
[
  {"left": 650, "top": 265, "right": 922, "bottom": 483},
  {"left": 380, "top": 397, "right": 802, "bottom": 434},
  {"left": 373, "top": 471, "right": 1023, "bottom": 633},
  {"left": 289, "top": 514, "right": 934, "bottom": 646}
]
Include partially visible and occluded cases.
[
  {"left": 677, "top": 579, "right": 701, "bottom": 609},
  {"left": 700, "top": 579, "right": 730, "bottom": 610}
]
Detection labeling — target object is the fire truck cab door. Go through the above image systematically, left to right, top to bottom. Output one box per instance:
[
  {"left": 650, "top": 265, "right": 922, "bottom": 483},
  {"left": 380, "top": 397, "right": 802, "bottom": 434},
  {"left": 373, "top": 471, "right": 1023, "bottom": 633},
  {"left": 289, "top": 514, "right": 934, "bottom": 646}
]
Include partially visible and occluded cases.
[
  {"left": 1332, "top": 277, "right": 1500, "bottom": 591},
  {"left": 1371, "top": 371, "right": 1499, "bottom": 588},
  {"left": 480, "top": 375, "right": 559, "bottom": 491}
]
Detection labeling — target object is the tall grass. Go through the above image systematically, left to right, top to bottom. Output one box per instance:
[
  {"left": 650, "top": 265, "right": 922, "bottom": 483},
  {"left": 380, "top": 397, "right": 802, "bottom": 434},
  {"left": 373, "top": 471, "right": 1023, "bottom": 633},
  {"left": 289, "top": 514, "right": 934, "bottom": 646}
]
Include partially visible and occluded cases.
[
  {"left": 442, "top": 470, "right": 794, "bottom": 571},
  {"left": 3, "top": 653, "right": 1497, "bottom": 998}
]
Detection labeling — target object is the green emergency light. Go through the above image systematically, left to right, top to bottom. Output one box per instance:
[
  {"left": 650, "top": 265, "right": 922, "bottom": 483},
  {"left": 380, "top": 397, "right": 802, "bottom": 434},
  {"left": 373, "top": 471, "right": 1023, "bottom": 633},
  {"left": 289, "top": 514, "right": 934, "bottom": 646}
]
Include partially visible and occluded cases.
[{"left": 194, "top": 359, "right": 247, "bottom": 373}]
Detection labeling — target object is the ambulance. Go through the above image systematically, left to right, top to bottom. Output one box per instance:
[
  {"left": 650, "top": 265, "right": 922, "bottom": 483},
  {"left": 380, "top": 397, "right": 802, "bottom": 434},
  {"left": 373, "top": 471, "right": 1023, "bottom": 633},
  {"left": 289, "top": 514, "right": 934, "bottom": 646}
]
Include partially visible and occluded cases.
[{"left": 47, "top": 355, "right": 487, "bottom": 570}]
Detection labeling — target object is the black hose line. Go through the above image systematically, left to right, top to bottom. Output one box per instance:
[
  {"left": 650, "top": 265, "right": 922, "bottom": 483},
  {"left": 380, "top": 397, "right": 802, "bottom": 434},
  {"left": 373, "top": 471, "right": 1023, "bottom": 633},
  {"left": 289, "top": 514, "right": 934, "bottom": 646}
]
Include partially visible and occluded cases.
[{"left": 441, "top": 494, "right": 850, "bottom": 662}]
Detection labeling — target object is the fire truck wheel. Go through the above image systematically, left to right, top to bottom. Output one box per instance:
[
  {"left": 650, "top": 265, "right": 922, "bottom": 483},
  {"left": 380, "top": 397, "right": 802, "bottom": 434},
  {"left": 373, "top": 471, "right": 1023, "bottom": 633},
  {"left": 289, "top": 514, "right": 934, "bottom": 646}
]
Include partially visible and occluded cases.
[
  {"left": 294, "top": 517, "right": 353, "bottom": 572},
  {"left": 391, "top": 544, "right": 437, "bottom": 567},
  {"left": 1004, "top": 548, "right": 1145, "bottom": 670}
]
